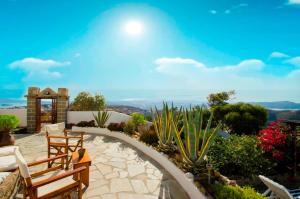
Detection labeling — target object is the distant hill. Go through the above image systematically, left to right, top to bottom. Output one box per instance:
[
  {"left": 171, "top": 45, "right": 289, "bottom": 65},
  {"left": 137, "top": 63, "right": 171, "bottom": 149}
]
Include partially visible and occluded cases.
[
  {"left": 252, "top": 101, "right": 300, "bottom": 110},
  {"left": 267, "top": 109, "right": 300, "bottom": 122}
]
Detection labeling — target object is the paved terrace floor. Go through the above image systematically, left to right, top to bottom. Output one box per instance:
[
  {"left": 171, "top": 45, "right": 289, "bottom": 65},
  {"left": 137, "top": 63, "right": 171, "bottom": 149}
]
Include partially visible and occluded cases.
[{"left": 14, "top": 133, "right": 189, "bottom": 199}]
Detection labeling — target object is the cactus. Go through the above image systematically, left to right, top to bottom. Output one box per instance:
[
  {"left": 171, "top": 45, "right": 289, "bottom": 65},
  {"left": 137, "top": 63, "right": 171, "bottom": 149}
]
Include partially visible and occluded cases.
[
  {"left": 152, "top": 103, "right": 181, "bottom": 153},
  {"left": 172, "top": 108, "right": 220, "bottom": 171},
  {"left": 93, "top": 110, "right": 111, "bottom": 128}
]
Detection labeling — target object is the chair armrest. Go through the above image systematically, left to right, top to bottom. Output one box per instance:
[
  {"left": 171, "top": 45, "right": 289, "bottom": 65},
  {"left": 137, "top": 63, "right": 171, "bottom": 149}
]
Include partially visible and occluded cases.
[
  {"left": 64, "top": 130, "right": 85, "bottom": 135},
  {"left": 47, "top": 135, "right": 69, "bottom": 139},
  {"left": 66, "top": 136, "right": 83, "bottom": 139},
  {"left": 28, "top": 154, "right": 68, "bottom": 167},
  {"left": 32, "top": 166, "right": 86, "bottom": 188}
]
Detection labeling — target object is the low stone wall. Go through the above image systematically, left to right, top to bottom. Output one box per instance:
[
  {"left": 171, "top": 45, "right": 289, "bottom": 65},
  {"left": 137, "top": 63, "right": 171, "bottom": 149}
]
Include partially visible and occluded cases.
[
  {"left": 0, "top": 109, "right": 131, "bottom": 127},
  {"left": 0, "top": 109, "right": 27, "bottom": 127},
  {"left": 67, "top": 111, "right": 131, "bottom": 125},
  {"left": 72, "top": 126, "right": 207, "bottom": 199}
]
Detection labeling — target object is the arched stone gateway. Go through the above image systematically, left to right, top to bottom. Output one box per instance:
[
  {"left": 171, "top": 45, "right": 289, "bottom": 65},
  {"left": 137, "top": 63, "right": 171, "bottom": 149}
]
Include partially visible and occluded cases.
[{"left": 25, "top": 87, "right": 69, "bottom": 133}]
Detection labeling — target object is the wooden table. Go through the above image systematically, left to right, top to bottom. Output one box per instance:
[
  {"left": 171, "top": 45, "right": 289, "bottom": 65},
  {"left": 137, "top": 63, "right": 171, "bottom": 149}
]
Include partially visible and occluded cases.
[{"left": 72, "top": 149, "right": 92, "bottom": 187}]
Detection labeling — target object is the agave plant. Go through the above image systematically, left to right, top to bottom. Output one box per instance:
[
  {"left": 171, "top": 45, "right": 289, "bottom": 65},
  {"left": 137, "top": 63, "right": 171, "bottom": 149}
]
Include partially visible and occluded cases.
[
  {"left": 152, "top": 103, "right": 182, "bottom": 153},
  {"left": 172, "top": 108, "right": 220, "bottom": 171},
  {"left": 93, "top": 110, "right": 111, "bottom": 128}
]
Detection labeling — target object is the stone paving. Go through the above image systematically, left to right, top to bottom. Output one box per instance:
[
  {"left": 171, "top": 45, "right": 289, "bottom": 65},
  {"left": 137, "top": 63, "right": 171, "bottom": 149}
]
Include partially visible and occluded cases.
[{"left": 15, "top": 133, "right": 189, "bottom": 199}]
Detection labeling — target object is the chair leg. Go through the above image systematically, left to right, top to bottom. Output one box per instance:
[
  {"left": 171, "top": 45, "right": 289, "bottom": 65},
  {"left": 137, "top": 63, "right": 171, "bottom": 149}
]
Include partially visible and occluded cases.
[{"left": 78, "top": 182, "right": 82, "bottom": 199}]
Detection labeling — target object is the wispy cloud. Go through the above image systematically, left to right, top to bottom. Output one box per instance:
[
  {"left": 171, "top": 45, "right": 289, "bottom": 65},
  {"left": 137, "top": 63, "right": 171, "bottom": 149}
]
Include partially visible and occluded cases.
[
  {"left": 287, "top": 0, "right": 300, "bottom": 5},
  {"left": 224, "top": 3, "right": 248, "bottom": 14},
  {"left": 209, "top": 10, "right": 217, "bottom": 14},
  {"left": 269, "top": 51, "right": 290, "bottom": 59},
  {"left": 74, "top": 53, "right": 81, "bottom": 58},
  {"left": 285, "top": 56, "right": 300, "bottom": 67},
  {"left": 9, "top": 57, "right": 70, "bottom": 80},
  {"left": 154, "top": 57, "right": 299, "bottom": 90},
  {"left": 155, "top": 57, "right": 264, "bottom": 74}
]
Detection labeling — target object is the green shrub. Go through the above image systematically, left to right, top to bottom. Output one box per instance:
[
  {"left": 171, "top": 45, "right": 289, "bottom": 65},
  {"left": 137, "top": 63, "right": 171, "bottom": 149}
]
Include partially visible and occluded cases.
[
  {"left": 71, "top": 91, "right": 106, "bottom": 111},
  {"left": 213, "top": 102, "right": 267, "bottom": 135},
  {"left": 131, "top": 113, "right": 146, "bottom": 128},
  {"left": 0, "top": 115, "right": 20, "bottom": 132},
  {"left": 76, "top": 120, "right": 96, "bottom": 127},
  {"left": 123, "top": 121, "right": 135, "bottom": 135},
  {"left": 107, "top": 122, "right": 125, "bottom": 132},
  {"left": 139, "top": 125, "right": 158, "bottom": 146},
  {"left": 208, "top": 135, "right": 274, "bottom": 177},
  {"left": 212, "top": 184, "right": 267, "bottom": 199}
]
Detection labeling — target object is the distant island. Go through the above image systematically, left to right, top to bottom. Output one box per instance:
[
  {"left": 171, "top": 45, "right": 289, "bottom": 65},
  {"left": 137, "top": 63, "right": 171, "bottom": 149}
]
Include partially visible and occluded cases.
[
  {"left": 1, "top": 98, "right": 300, "bottom": 121},
  {"left": 251, "top": 101, "right": 300, "bottom": 110}
]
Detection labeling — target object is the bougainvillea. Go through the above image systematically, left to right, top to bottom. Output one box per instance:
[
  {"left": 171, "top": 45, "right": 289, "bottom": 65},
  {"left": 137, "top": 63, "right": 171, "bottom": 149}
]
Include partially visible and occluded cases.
[{"left": 258, "top": 120, "right": 287, "bottom": 161}]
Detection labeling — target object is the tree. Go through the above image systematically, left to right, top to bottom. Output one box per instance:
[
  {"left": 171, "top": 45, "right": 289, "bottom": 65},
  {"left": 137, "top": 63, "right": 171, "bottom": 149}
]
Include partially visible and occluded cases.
[
  {"left": 207, "top": 90, "right": 235, "bottom": 107},
  {"left": 71, "top": 92, "right": 106, "bottom": 111},
  {"left": 217, "top": 102, "right": 268, "bottom": 135}
]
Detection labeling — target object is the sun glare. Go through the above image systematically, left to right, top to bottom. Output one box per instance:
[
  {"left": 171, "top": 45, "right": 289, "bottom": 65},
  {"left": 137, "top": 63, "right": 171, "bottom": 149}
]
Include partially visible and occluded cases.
[{"left": 124, "top": 21, "right": 143, "bottom": 35}]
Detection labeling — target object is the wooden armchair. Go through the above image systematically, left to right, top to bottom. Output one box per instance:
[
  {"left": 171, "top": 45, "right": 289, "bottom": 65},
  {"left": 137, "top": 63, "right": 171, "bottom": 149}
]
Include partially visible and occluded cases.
[
  {"left": 44, "top": 123, "right": 85, "bottom": 169},
  {"left": 14, "top": 150, "right": 86, "bottom": 199}
]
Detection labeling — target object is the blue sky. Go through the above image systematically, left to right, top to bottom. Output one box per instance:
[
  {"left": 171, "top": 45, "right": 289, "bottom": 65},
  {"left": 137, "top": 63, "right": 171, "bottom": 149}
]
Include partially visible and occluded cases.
[{"left": 1, "top": 0, "right": 300, "bottom": 102}]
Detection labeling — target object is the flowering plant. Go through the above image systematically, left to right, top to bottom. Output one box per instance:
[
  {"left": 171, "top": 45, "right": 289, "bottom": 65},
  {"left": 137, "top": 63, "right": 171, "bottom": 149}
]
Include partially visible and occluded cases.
[{"left": 258, "top": 120, "right": 287, "bottom": 161}]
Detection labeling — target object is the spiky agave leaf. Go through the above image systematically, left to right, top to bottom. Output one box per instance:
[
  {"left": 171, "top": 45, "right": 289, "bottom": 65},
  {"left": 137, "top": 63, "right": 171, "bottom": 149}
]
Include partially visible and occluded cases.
[
  {"left": 172, "top": 108, "right": 220, "bottom": 170},
  {"left": 93, "top": 110, "right": 111, "bottom": 128}
]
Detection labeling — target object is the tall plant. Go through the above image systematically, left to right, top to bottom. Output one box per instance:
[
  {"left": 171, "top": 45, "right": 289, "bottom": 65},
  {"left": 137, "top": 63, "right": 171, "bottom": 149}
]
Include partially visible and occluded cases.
[
  {"left": 152, "top": 103, "right": 181, "bottom": 153},
  {"left": 172, "top": 108, "right": 220, "bottom": 172},
  {"left": 93, "top": 110, "right": 110, "bottom": 128}
]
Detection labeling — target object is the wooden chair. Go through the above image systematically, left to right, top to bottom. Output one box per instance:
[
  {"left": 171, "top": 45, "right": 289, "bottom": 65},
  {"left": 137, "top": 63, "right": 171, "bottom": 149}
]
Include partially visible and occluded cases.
[
  {"left": 45, "top": 123, "right": 85, "bottom": 169},
  {"left": 14, "top": 150, "right": 86, "bottom": 199}
]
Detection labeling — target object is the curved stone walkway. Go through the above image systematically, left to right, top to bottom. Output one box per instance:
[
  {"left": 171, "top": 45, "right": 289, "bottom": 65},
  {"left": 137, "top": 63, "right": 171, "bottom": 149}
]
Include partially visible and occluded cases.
[{"left": 15, "top": 133, "right": 189, "bottom": 199}]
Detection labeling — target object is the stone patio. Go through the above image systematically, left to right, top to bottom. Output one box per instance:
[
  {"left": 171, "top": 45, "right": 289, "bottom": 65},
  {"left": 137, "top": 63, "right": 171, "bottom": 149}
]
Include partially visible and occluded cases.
[{"left": 14, "top": 133, "right": 189, "bottom": 199}]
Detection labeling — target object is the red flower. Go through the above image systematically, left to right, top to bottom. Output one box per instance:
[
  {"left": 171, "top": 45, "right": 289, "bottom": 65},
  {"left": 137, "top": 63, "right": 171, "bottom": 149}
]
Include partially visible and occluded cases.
[{"left": 258, "top": 120, "right": 287, "bottom": 162}]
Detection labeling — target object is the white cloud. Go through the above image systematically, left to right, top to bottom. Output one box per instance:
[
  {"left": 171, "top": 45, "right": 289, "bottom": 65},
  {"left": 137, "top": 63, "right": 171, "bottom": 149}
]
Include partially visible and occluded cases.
[
  {"left": 288, "top": 0, "right": 300, "bottom": 4},
  {"left": 224, "top": 3, "right": 248, "bottom": 14},
  {"left": 233, "top": 3, "right": 248, "bottom": 8},
  {"left": 224, "top": 9, "right": 231, "bottom": 14},
  {"left": 209, "top": 10, "right": 217, "bottom": 14},
  {"left": 269, "top": 51, "right": 290, "bottom": 59},
  {"left": 74, "top": 53, "right": 81, "bottom": 58},
  {"left": 285, "top": 56, "right": 300, "bottom": 67},
  {"left": 9, "top": 57, "right": 70, "bottom": 80},
  {"left": 154, "top": 57, "right": 299, "bottom": 90},
  {"left": 155, "top": 57, "right": 264, "bottom": 74}
]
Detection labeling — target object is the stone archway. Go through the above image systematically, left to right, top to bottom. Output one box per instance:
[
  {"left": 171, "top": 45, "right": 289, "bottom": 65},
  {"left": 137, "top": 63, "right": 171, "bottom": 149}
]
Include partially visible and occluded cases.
[{"left": 25, "top": 87, "right": 69, "bottom": 133}]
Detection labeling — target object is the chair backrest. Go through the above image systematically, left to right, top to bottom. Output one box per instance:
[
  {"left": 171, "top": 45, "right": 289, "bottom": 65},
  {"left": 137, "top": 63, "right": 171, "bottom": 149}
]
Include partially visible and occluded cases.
[
  {"left": 45, "top": 122, "right": 65, "bottom": 136},
  {"left": 14, "top": 149, "right": 32, "bottom": 186},
  {"left": 259, "top": 175, "right": 293, "bottom": 199}
]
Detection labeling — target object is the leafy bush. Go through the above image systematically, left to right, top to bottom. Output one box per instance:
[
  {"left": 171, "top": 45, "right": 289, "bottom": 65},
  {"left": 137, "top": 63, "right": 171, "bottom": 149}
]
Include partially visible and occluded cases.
[
  {"left": 70, "top": 91, "right": 106, "bottom": 111},
  {"left": 213, "top": 102, "right": 268, "bottom": 135},
  {"left": 93, "top": 111, "right": 110, "bottom": 128},
  {"left": 131, "top": 113, "right": 146, "bottom": 128},
  {"left": 144, "top": 114, "right": 153, "bottom": 122},
  {"left": 0, "top": 115, "right": 20, "bottom": 132},
  {"left": 76, "top": 120, "right": 96, "bottom": 127},
  {"left": 258, "top": 120, "right": 287, "bottom": 161},
  {"left": 123, "top": 121, "right": 135, "bottom": 135},
  {"left": 107, "top": 122, "right": 125, "bottom": 132},
  {"left": 66, "top": 123, "right": 75, "bottom": 129},
  {"left": 139, "top": 125, "right": 158, "bottom": 146},
  {"left": 208, "top": 135, "right": 274, "bottom": 177},
  {"left": 212, "top": 184, "right": 267, "bottom": 199}
]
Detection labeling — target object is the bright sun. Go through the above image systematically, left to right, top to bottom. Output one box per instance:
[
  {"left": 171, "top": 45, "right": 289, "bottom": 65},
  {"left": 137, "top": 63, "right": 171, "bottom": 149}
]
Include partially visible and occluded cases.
[{"left": 124, "top": 21, "right": 143, "bottom": 35}]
